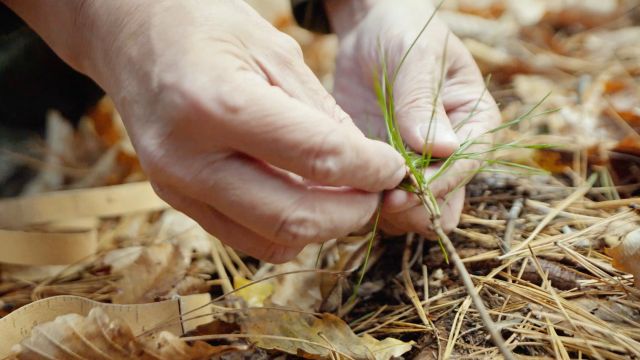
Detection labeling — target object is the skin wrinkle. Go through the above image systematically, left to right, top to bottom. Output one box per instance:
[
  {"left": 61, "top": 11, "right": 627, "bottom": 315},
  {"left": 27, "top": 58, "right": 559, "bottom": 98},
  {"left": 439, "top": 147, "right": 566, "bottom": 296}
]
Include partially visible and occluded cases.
[
  {"left": 68, "top": 0, "right": 89, "bottom": 68},
  {"left": 93, "top": 2, "right": 153, "bottom": 90},
  {"left": 251, "top": 36, "right": 349, "bottom": 124},
  {"left": 252, "top": 39, "right": 301, "bottom": 89},
  {"left": 213, "top": 79, "right": 404, "bottom": 191},
  {"left": 443, "top": 87, "right": 494, "bottom": 117},
  {"left": 135, "top": 90, "right": 235, "bottom": 179},
  {"left": 444, "top": 91, "right": 492, "bottom": 118},
  {"left": 228, "top": 100, "right": 335, "bottom": 164},
  {"left": 306, "top": 127, "right": 347, "bottom": 184},
  {"left": 176, "top": 151, "right": 378, "bottom": 247},
  {"left": 194, "top": 157, "right": 299, "bottom": 235},
  {"left": 155, "top": 183, "right": 302, "bottom": 263},
  {"left": 273, "top": 192, "right": 323, "bottom": 245}
]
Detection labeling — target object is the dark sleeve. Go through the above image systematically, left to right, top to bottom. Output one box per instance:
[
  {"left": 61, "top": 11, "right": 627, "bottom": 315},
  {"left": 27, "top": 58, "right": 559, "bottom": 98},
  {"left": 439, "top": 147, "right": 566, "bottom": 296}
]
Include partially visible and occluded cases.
[
  {"left": 290, "top": 0, "right": 332, "bottom": 34},
  {"left": 0, "top": 3, "right": 24, "bottom": 35},
  {"left": 0, "top": 4, "right": 103, "bottom": 131}
]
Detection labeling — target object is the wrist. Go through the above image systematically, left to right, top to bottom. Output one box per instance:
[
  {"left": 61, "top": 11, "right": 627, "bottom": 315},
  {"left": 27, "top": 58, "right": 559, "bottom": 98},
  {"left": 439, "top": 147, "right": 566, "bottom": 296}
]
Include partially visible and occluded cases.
[
  {"left": 0, "top": 0, "right": 151, "bottom": 92},
  {"left": 1, "top": 0, "right": 91, "bottom": 71},
  {"left": 72, "top": 1, "right": 155, "bottom": 92}
]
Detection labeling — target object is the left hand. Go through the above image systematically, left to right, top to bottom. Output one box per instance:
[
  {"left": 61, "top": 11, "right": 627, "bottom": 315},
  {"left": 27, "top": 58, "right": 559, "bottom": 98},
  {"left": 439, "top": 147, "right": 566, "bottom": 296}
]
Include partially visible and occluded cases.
[{"left": 326, "top": 0, "right": 501, "bottom": 237}]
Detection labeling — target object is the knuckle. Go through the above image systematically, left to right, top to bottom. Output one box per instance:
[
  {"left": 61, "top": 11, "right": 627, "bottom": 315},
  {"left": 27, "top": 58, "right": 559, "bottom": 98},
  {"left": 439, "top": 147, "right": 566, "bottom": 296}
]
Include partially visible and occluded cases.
[
  {"left": 270, "top": 34, "right": 304, "bottom": 71},
  {"left": 277, "top": 34, "right": 304, "bottom": 59},
  {"left": 158, "top": 72, "right": 246, "bottom": 124},
  {"left": 156, "top": 77, "right": 201, "bottom": 118},
  {"left": 153, "top": 80, "right": 215, "bottom": 141},
  {"left": 210, "top": 80, "right": 247, "bottom": 119},
  {"left": 323, "top": 93, "right": 350, "bottom": 124},
  {"left": 307, "top": 130, "right": 347, "bottom": 183},
  {"left": 274, "top": 202, "right": 322, "bottom": 245}
]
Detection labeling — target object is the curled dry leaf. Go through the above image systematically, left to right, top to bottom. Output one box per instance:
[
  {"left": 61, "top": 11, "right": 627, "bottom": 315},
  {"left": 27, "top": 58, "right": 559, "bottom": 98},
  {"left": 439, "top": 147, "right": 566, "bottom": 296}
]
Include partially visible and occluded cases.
[
  {"left": 153, "top": 210, "right": 212, "bottom": 257},
  {"left": 606, "top": 228, "right": 640, "bottom": 287},
  {"left": 110, "top": 243, "right": 190, "bottom": 304},
  {"left": 261, "top": 244, "right": 324, "bottom": 311},
  {"left": 7, "top": 307, "right": 232, "bottom": 360},
  {"left": 240, "top": 308, "right": 413, "bottom": 360}
]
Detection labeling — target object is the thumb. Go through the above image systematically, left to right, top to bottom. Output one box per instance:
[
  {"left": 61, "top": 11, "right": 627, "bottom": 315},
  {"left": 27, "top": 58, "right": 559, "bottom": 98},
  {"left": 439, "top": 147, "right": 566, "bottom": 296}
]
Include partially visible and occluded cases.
[{"left": 393, "top": 57, "right": 460, "bottom": 158}]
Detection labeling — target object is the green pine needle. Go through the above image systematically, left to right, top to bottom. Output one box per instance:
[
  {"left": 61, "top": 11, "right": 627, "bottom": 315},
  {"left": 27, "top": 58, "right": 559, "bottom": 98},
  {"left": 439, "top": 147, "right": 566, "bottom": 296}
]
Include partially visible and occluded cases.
[{"left": 349, "top": 205, "right": 382, "bottom": 304}]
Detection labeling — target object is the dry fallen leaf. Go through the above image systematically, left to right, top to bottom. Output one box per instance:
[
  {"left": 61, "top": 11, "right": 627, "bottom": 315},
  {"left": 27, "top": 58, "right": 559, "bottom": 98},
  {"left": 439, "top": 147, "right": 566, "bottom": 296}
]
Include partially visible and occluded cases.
[
  {"left": 153, "top": 210, "right": 212, "bottom": 257},
  {"left": 606, "top": 228, "right": 640, "bottom": 287},
  {"left": 110, "top": 243, "right": 190, "bottom": 304},
  {"left": 261, "top": 244, "right": 324, "bottom": 311},
  {"left": 7, "top": 307, "right": 232, "bottom": 360},
  {"left": 240, "top": 308, "right": 413, "bottom": 360}
]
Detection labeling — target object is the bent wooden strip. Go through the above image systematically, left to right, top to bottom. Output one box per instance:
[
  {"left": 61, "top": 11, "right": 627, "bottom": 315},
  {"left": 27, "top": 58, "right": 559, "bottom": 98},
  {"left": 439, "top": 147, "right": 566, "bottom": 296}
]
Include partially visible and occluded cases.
[
  {"left": 0, "top": 182, "right": 168, "bottom": 228},
  {"left": 0, "top": 228, "right": 97, "bottom": 265},
  {"left": 0, "top": 293, "right": 213, "bottom": 358}
]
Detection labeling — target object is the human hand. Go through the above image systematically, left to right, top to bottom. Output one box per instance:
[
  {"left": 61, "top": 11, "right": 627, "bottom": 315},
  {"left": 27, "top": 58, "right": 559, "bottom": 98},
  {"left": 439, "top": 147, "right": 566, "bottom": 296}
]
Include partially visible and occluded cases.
[
  {"left": 65, "top": 0, "right": 405, "bottom": 262},
  {"left": 326, "top": 0, "right": 501, "bottom": 237}
]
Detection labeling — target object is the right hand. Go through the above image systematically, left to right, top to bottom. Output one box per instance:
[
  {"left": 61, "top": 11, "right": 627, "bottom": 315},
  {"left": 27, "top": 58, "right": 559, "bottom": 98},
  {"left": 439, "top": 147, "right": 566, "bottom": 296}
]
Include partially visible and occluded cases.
[{"left": 76, "top": 0, "right": 405, "bottom": 263}]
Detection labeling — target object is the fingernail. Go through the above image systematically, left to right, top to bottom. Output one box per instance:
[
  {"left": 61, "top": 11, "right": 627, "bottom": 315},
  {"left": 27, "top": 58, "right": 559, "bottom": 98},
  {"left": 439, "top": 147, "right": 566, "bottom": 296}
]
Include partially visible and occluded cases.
[
  {"left": 418, "top": 122, "right": 434, "bottom": 141},
  {"left": 419, "top": 122, "right": 460, "bottom": 153},
  {"left": 442, "top": 129, "right": 461, "bottom": 148},
  {"left": 391, "top": 163, "right": 407, "bottom": 186}
]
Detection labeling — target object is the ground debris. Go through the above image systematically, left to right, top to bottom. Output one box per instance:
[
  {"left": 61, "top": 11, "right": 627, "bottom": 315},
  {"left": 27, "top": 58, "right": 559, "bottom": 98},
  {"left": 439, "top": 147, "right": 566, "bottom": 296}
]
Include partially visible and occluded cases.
[{"left": 7, "top": 308, "right": 237, "bottom": 360}]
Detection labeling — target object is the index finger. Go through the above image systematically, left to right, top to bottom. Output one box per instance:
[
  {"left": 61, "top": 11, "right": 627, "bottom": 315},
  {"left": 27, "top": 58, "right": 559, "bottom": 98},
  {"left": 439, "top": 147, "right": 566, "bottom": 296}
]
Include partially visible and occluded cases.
[{"left": 203, "top": 73, "right": 406, "bottom": 192}]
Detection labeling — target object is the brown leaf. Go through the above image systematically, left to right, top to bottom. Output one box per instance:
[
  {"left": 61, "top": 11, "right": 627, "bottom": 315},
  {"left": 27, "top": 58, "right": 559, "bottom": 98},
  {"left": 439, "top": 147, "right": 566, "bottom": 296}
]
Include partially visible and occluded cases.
[
  {"left": 87, "top": 97, "right": 123, "bottom": 147},
  {"left": 612, "top": 137, "right": 640, "bottom": 157},
  {"left": 605, "top": 138, "right": 640, "bottom": 188},
  {"left": 533, "top": 149, "right": 573, "bottom": 174},
  {"left": 606, "top": 228, "right": 640, "bottom": 287},
  {"left": 111, "top": 243, "right": 189, "bottom": 304},
  {"left": 262, "top": 244, "right": 324, "bottom": 311},
  {"left": 7, "top": 307, "right": 231, "bottom": 360},
  {"left": 240, "top": 308, "right": 413, "bottom": 360}
]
